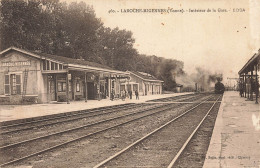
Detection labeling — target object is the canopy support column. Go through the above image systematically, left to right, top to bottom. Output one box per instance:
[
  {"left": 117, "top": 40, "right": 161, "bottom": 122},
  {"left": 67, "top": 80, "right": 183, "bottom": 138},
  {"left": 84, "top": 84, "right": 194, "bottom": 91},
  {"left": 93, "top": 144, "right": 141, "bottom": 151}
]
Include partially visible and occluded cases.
[
  {"left": 255, "top": 65, "right": 259, "bottom": 104},
  {"left": 66, "top": 69, "right": 70, "bottom": 104},
  {"left": 250, "top": 70, "right": 254, "bottom": 101},
  {"left": 85, "top": 72, "right": 88, "bottom": 102},
  {"left": 243, "top": 73, "right": 246, "bottom": 98},
  {"left": 98, "top": 74, "right": 101, "bottom": 101}
]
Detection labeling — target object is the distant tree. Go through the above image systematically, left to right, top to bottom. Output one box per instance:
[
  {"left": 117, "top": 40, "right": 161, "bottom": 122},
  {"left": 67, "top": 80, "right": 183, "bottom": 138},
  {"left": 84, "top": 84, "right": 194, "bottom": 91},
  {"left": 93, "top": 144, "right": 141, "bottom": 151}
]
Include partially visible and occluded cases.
[
  {"left": 0, "top": 0, "right": 186, "bottom": 91},
  {"left": 0, "top": 0, "right": 103, "bottom": 61},
  {"left": 98, "top": 27, "right": 138, "bottom": 70},
  {"left": 132, "top": 54, "right": 185, "bottom": 91}
]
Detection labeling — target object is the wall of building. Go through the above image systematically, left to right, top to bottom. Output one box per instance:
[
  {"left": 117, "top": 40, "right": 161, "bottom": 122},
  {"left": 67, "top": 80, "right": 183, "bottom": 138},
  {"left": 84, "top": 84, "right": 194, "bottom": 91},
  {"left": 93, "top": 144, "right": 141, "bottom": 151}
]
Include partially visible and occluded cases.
[
  {"left": 0, "top": 50, "right": 130, "bottom": 104},
  {"left": 0, "top": 51, "right": 42, "bottom": 103},
  {"left": 129, "top": 73, "right": 162, "bottom": 96},
  {"left": 129, "top": 74, "right": 144, "bottom": 95}
]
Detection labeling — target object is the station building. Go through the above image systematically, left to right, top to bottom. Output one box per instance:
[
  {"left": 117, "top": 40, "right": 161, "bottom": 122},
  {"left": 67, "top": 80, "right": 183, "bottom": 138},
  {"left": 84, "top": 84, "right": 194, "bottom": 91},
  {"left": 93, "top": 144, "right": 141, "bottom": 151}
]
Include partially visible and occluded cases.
[
  {"left": 0, "top": 47, "right": 129, "bottom": 104},
  {"left": 123, "top": 71, "right": 163, "bottom": 96},
  {"left": 175, "top": 84, "right": 183, "bottom": 93}
]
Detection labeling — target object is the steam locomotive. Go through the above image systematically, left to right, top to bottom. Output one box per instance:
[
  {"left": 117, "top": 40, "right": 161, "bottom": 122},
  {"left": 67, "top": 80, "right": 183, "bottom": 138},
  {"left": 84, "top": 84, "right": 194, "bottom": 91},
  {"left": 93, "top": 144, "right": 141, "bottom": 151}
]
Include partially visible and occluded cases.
[{"left": 215, "top": 81, "right": 225, "bottom": 94}]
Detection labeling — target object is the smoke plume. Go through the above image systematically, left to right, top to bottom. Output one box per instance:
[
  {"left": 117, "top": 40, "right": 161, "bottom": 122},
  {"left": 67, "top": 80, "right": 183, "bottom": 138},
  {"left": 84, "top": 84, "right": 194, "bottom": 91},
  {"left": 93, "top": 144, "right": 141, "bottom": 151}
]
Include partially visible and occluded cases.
[{"left": 175, "top": 67, "right": 223, "bottom": 91}]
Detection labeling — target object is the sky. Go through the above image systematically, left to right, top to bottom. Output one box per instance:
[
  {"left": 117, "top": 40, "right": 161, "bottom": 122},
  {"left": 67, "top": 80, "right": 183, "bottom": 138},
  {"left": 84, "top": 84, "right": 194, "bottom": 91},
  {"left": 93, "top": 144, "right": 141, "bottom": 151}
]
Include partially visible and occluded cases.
[{"left": 64, "top": 0, "right": 260, "bottom": 84}]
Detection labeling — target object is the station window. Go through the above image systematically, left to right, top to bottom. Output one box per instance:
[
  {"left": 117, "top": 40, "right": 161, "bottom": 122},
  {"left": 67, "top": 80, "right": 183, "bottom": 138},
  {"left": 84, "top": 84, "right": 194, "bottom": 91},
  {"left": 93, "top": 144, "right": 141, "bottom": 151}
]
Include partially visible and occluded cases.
[
  {"left": 43, "top": 61, "right": 46, "bottom": 70},
  {"left": 46, "top": 61, "right": 50, "bottom": 70},
  {"left": 51, "top": 62, "right": 55, "bottom": 70},
  {"left": 55, "top": 63, "right": 58, "bottom": 70},
  {"left": 4, "top": 74, "right": 21, "bottom": 95},
  {"left": 4, "top": 75, "right": 10, "bottom": 95},
  {"left": 58, "top": 82, "right": 71, "bottom": 92},
  {"left": 58, "top": 82, "right": 65, "bottom": 92},
  {"left": 76, "top": 83, "right": 80, "bottom": 92}
]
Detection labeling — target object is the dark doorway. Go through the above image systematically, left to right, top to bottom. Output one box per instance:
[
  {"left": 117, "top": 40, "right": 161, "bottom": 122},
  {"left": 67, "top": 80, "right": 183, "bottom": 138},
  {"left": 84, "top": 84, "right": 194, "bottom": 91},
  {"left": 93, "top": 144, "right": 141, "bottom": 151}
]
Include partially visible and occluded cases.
[
  {"left": 48, "top": 75, "right": 56, "bottom": 101},
  {"left": 87, "top": 82, "right": 95, "bottom": 100},
  {"left": 145, "top": 84, "right": 147, "bottom": 95}
]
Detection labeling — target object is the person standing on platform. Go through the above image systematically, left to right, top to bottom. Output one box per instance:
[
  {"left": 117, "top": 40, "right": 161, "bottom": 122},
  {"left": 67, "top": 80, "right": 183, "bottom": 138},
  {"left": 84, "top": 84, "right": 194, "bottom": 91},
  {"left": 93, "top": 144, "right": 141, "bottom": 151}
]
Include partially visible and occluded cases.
[
  {"left": 239, "top": 80, "right": 244, "bottom": 97},
  {"left": 111, "top": 88, "right": 115, "bottom": 101},
  {"left": 121, "top": 89, "right": 126, "bottom": 101},
  {"left": 129, "top": 90, "right": 132, "bottom": 99},
  {"left": 135, "top": 90, "right": 139, "bottom": 100}
]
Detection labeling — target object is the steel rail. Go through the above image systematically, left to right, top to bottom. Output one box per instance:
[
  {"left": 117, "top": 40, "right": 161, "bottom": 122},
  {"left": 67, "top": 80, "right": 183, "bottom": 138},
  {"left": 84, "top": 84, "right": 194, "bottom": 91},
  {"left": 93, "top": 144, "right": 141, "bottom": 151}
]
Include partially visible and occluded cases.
[
  {"left": 1, "top": 94, "right": 200, "bottom": 134},
  {"left": 148, "top": 94, "right": 196, "bottom": 102},
  {"left": 164, "top": 94, "right": 208, "bottom": 103},
  {"left": 93, "top": 95, "right": 215, "bottom": 168},
  {"left": 149, "top": 95, "right": 195, "bottom": 102},
  {"left": 167, "top": 95, "right": 221, "bottom": 168},
  {"left": 0, "top": 101, "right": 186, "bottom": 167},
  {"left": 0, "top": 103, "right": 135, "bottom": 128},
  {"left": 0, "top": 103, "right": 147, "bottom": 134},
  {"left": 0, "top": 103, "right": 166, "bottom": 150}
]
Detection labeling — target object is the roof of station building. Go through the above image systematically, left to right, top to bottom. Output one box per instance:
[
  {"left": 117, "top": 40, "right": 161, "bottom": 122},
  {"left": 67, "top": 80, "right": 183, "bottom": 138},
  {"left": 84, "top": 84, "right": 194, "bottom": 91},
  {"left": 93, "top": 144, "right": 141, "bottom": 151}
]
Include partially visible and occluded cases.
[
  {"left": 0, "top": 47, "right": 128, "bottom": 75},
  {"left": 238, "top": 49, "right": 260, "bottom": 74},
  {"left": 32, "top": 51, "right": 113, "bottom": 70},
  {"left": 127, "top": 71, "right": 164, "bottom": 82},
  {"left": 176, "top": 84, "right": 183, "bottom": 87}
]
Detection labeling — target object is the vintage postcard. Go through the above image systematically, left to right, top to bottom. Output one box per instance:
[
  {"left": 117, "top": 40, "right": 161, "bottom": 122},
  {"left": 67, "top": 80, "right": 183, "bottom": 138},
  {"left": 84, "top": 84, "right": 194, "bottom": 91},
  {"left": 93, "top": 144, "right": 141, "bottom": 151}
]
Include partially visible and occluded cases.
[{"left": 0, "top": 0, "right": 259, "bottom": 167}]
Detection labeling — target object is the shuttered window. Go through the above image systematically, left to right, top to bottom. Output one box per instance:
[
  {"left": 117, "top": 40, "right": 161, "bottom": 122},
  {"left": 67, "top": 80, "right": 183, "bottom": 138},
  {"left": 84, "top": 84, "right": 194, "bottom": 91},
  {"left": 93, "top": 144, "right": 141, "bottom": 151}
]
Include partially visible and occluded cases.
[
  {"left": 43, "top": 60, "right": 46, "bottom": 70},
  {"left": 47, "top": 61, "right": 50, "bottom": 70},
  {"left": 51, "top": 62, "right": 55, "bottom": 70},
  {"left": 55, "top": 63, "right": 58, "bottom": 70},
  {"left": 59, "top": 64, "right": 63, "bottom": 70},
  {"left": 5, "top": 74, "right": 22, "bottom": 95},
  {"left": 11, "top": 74, "right": 17, "bottom": 94},
  {"left": 4, "top": 75, "right": 10, "bottom": 95},
  {"left": 16, "top": 75, "right": 21, "bottom": 94}
]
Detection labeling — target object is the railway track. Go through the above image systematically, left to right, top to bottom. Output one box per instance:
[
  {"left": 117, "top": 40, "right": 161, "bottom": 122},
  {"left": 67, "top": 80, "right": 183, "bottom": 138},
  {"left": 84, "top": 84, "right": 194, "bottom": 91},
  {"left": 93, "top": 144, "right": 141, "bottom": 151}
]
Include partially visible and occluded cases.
[
  {"left": 147, "top": 93, "right": 211, "bottom": 102},
  {"left": 147, "top": 93, "right": 196, "bottom": 102},
  {"left": 0, "top": 94, "right": 217, "bottom": 167},
  {"left": 0, "top": 94, "right": 206, "bottom": 136},
  {"left": 93, "top": 94, "right": 221, "bottom": 168},
  {"left": 0, "top": 96, "right": 207, "bottom": 167},
  {"left": 0, "top": 103, "right": 137, "bottom": 134},
  {"left": 0, "top": 103, "right": 161, "bottom": 147},
  {"left": 0, "top": 103, "right": 134, "bottom": 127}
]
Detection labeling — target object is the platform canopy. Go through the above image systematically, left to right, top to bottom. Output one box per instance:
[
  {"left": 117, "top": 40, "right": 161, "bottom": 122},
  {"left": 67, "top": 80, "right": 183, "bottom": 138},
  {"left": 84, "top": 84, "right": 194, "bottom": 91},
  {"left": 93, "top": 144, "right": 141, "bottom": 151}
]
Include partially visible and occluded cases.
[
  {"left": 238, "top": 49, "right": 260, "bottom": 75},
  {"left": 127, "top": 71, "right": 164, "bottom": 83}
]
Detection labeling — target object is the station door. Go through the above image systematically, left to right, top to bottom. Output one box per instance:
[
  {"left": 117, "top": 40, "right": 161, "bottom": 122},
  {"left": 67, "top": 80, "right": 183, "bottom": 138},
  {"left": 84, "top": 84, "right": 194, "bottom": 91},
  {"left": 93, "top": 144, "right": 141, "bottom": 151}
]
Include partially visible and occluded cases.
[
  {"left": 48, "top": 75, "right": 56, "bottom": 101},
  {"left": 87, "top": 82, "right": 95, "bottom": 100}
]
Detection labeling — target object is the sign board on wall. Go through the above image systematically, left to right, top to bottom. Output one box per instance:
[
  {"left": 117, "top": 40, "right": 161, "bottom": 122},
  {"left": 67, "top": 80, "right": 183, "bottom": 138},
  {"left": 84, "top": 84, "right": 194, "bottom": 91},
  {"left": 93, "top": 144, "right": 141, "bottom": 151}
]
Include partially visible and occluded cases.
[{"left": 2, "top": 61, "right": 31, "bottom": 67}]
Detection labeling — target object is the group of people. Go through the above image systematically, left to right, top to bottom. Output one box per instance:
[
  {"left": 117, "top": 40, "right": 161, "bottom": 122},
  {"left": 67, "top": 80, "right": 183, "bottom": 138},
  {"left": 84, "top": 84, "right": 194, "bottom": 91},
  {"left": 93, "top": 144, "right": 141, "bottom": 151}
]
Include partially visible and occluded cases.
[
  {"left": 239, "top": 77, "right": 259, "bottom": 98},
  {"left": 110, "top": 89, "right": 139, "bottom": 101},
  {"left": 120, "top": 90, "right": 139, "bottom": 101}
]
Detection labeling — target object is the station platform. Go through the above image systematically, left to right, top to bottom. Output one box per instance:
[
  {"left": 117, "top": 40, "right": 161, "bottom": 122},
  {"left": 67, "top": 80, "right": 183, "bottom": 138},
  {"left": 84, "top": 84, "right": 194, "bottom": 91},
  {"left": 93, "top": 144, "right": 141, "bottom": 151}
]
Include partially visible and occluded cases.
[
  {"left": 204, "top": 91, "right": 260, "bottom": 168},
  {"left": 0, "top": 92, "right": 192, "bottom": 123}
]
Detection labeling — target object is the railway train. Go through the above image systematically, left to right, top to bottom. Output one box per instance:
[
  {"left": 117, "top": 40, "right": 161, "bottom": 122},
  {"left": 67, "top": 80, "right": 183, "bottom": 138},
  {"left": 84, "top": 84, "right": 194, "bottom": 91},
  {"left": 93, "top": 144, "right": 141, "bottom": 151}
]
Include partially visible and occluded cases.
[{"left": 215, "top": 80, "right": 225, "bottom": 94}]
